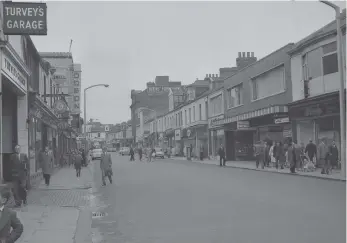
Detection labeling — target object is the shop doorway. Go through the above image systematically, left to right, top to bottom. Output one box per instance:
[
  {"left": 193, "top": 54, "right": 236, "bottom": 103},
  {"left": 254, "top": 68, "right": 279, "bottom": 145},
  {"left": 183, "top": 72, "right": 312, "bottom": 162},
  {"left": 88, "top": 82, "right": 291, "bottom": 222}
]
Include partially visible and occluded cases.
[
  {"left": 2, "top": 81, "right": 18, "bottom": 182},
  {"left": 234, "top": 130, "right": 254, "bottom": 161}
]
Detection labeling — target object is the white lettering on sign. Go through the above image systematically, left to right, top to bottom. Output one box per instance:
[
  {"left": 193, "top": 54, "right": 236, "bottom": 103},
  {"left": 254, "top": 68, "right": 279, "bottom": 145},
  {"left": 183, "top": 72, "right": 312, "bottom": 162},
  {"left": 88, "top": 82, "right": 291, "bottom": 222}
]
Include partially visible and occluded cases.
[
  {"left": 5, "top": 6, "right": 45, "bottom": 17},
  {"left": 6, "top": 20, "right": 44, "bottom": 30},
  {"left": 2, "top": 56, "right": 26, "bottom": 88},
  {"left": 71, "top": 71, "right": 81, "bottom": 114},
  {"left": 274, "top": 117, "right": 290, "bottom": 124},
  {"left": 237, "top": 121, "right": 250, "bottom": 129}
]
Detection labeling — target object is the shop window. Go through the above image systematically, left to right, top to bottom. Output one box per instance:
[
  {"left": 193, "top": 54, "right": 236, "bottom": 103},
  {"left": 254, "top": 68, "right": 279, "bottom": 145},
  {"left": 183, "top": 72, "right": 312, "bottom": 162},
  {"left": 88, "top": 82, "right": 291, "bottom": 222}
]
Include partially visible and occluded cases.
[{"left": 251, "top": 65, "right": 285, "bottom": 100}]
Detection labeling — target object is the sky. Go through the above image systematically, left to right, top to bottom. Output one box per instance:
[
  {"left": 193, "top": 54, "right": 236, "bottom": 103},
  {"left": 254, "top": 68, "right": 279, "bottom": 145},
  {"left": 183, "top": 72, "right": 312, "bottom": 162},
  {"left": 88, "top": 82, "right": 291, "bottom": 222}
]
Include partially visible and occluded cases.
[{"left": 31, "top": 0, "right": 346, "bottom": 125}]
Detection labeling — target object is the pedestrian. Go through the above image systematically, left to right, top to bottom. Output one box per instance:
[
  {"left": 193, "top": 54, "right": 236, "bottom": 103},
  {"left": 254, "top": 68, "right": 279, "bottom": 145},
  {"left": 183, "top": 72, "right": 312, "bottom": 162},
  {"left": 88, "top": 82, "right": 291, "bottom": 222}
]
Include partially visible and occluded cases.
[
  {"left": 305, "top": 139, "right": 317, "bottom": 165},
  {"left": 317, "top": 140, "right": 330, "bottom": 174},
  {"left": 328, "top": 140, "right": 339, "bottom": 170},
  {"left": 254, "top": 141, "right": 265, "bottom": 169},
  {"left": 264, "top": 142, "right": 270, "bottom": 167},
  {"left": 269, "top": 142, "right": 276, "bottom": 167},
  {"left": 275, "top": 142, "right": 285, "bottom": 170},
  {"left": 218, "top": 144, "right": 226, "bottom": 167},
  {"left": 9, "top": 145, "right": 28, "bottom": 207},
  {"left": 200, "top": 145, "right": 204, "bottom": 161},
  {"left": 40, "top": 146, "right": 54, "bottom": 186},
  {"left": 167, "top": 146, "right": 172, "bottom": 158},
  {"left": 100, "top": 147, "right": 113, "bottom": 186},
  {"left": 129, "top": 147, "right": 135, "bottom": 161},
  {"left": 138, "top": 147, "right": 143, "bottom": 161},
  {"left": 81, "top": 148, "right": 87, "bottom": 167},
  {"left": 74, "top": 151, "right": 83, "bottom": 178},
  {"left": 0, "top": 187, "right": 23, "bottom": 243}
]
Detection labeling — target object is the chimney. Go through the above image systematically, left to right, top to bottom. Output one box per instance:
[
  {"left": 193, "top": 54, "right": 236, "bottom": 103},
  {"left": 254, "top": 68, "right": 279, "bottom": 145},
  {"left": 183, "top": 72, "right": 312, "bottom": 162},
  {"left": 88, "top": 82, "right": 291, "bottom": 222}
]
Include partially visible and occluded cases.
[
  {"left": 238, "top": 52, "right": 241, "bottom": 58},
  {"left": 242, "top": 52, "right": 246, "bottom": 57},
  {"left": 247, "top": 52, "right": 250, "bottom": 57},
  {"left": 251, "top": 52, "right": 254, "bottom": 57},
  {"left": 206, "top": 74, "right": 208, "bottom": 78},
  {"left": 209, "top": 74, "right": 211, "bottom": 78},
  {"left": 212, "top": 74, "right": 215, "bottom": 78},
  {"left": 216, "top": 74, "right": 218, "bottom": 77}
]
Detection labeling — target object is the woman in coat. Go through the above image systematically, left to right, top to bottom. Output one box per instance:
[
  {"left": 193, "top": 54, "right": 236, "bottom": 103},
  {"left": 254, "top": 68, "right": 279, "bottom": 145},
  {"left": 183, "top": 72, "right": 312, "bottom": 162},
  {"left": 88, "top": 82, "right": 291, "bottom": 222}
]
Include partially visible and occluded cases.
[
  {"left": 40, "top": 146, "right": 54, "bottom": 186},
  {"left": 0, "top": 187, "right": 23, "bottom": 243}
]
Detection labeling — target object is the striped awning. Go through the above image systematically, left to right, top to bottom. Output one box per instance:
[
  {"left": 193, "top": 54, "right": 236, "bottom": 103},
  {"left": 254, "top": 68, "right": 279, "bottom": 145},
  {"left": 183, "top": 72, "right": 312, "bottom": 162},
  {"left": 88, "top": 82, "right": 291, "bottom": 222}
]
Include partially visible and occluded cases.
[{"left": 220, "top": 105, "right": 288, "bottom": 125}]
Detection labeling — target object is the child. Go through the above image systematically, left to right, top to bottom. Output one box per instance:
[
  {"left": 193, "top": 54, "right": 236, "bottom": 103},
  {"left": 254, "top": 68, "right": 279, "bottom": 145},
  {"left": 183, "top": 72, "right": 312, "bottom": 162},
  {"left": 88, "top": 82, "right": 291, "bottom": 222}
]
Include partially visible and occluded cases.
[{"left": 0, "top": 187, "right": 23, "bottom": 242}]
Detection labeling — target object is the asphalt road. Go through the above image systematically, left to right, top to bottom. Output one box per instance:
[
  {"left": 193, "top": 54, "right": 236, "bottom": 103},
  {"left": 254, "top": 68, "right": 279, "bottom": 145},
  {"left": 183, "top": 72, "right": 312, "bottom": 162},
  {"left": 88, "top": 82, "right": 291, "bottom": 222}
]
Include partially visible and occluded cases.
[{"left": 90, "top": 153, "right": 346, "bottom": 243}]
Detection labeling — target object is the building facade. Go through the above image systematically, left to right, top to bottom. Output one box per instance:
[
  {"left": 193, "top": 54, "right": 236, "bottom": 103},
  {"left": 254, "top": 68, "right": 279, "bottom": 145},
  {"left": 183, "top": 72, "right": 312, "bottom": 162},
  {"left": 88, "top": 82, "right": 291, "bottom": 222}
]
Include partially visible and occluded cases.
[{"left": 288, "top": 10, "right": 346, "bottom": 166}]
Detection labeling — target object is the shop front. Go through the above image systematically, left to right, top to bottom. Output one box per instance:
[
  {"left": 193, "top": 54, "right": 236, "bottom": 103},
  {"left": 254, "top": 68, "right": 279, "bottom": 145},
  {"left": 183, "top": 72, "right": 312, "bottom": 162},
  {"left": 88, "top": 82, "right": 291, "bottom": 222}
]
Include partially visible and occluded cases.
[
  {"left": 0, "top": 44, "right": 30, "bottom": 181},
  {"left": 289, "top": 91, "right": 345, "bottom": 160},
  {"left": 28, "top": 93, "right": 60, "bottom": 174},
  {"left": 223, "top": 105, "right": 291, "bottom": 161},
  {"left": 208, "top": 114, "right": 225, "bottom": 157},
  {"left": 182, "top": 124, "right": 208, "bottom": 158},
  {"left": 164, "top": 128, "right": 175, "bottom": 148},
  {"left": 174, "top": 129, "right": 182, "bottom": 156}
]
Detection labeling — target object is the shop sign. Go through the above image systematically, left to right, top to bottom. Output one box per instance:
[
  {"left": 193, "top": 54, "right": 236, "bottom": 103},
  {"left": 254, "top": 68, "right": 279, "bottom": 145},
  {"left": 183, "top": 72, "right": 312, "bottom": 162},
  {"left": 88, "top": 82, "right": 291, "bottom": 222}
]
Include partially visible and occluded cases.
[
  {"left": 3, "top": 2, "right": 47, "bottom": 35},
  {"left": 2, "top": 56, "right": 26, "bottom": 90},
  {"left": 71, "top": 70, "right": 81, "bottom": 114},
  {"left": 147, "top": 86, "right": 181, "bottom": 94},
  {"left": 304, "top": 106, "right": 323, "bottom": 117},
  {"left": 209, "top": 114, "right": 224, "bottom": 128},
  {"left": 274, "top": 117, "right": 290, "bottom": 124},
  {"left": 237, "top": 121, "right": 250, "bottom": 129},
  {"left": 105, "top": 126, "right": 110, "bottom": 132},
  {"left": 283, "top": 128, "right": 292, "bottom": 138},
  {"left": 175, "top": 129, "right": 181, "bottom": 141}
]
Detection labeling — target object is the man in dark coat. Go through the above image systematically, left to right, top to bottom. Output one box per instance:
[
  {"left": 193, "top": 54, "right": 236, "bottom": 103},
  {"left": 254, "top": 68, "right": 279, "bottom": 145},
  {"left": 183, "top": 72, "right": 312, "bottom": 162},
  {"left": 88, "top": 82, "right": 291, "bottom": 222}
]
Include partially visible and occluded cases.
[
  {"left": 305, "top": 139, "right": 317, "bottom": 164},
  {"left": 254, "top": 141, "right": 265, "bottom": 169},
  {"left": 328, "top": 141, "right": 339, "bottom": 169},
  {"left": 218, "top": 144, "right": 226, "bottom": 167},
  {"left": 9, "top": 145, "right": 28, "bottom": 207},
  {"left": 100, "top": 147, "right": 113, "bottom": 186},
  {"left": 129, "top": 147, "right": 135, "bottom": 161},
  {"left": 138, "top": 147, "right": 143, "bottom": 161},
  {"left": 74, "top": 150, "right": 83, "bottom": 177},
  {"left": 0, "top": 187, "right": 23, "bottom": 243}
]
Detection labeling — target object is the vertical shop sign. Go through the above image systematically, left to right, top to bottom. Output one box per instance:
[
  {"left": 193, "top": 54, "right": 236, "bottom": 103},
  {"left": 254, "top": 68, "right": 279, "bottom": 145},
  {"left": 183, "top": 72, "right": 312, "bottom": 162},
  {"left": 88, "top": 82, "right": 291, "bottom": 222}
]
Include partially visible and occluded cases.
[{"left": 72, "top": 70, "right": 81, "bottom": 114}]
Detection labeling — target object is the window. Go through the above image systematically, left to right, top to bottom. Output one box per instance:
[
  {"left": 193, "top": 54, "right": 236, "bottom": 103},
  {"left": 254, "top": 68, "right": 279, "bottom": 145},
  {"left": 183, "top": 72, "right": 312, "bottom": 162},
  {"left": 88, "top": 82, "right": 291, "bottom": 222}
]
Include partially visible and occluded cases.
[
  {"left": 322, "top": 42, "right": 338, "bottom": 75},
  {"left": 251, "top": 65, "right": 285, "bottom": 100},
  {"left": 43, "top": 75, "right": 47, "bottom": 103},
  {"left": 227, "top": 84, "right": 243, "bottom": 108},
  {"left": 211, "top": 94, "right": 223, "bottom": 116},
  {"left": 199, "top": 104, "right": 202, "bottom": 120},
  {"left": 193, "top": 106, "right": 196, "bottom": 121},
  {"left": 189, "top": 108, "right": 191, "bottom": 124},
  {"left": 185, "top": 110, "right": 187, "bottom": 125},
  {"left": 98, "top": 133, "right": 101, "bottom": 137}
]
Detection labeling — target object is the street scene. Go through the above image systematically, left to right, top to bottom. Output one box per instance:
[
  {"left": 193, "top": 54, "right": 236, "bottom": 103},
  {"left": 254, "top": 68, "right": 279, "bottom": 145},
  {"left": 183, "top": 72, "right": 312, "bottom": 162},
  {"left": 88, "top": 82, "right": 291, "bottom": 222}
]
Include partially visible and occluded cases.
[{"left": 0, "top": 1, "right": 346, "bottom": 243}]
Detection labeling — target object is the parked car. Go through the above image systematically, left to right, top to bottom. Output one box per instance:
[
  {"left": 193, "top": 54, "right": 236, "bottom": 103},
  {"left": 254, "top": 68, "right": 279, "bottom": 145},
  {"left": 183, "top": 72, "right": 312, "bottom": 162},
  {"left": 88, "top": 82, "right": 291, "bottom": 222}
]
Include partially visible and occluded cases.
[
  {"left": 120, "top": 147, "right": 130, "bottom": 156},
  {"left": 154, "top": 147, "right": 165, "bottom": 159},
  {"left": 91, "top": 148, "right": 102, "bottom": 160}
]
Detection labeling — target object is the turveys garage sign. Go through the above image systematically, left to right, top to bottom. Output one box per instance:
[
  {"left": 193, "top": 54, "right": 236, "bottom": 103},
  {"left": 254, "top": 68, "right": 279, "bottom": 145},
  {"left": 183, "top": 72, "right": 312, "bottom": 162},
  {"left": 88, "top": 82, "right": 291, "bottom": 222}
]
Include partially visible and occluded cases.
[{"left": 3, "top": 2, "right": 47, "bottom": 35}]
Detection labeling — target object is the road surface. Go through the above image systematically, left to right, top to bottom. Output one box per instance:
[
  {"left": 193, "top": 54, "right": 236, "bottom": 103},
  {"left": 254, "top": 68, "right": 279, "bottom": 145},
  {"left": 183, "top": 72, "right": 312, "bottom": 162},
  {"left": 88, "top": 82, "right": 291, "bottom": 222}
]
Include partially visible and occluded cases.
[{"left": 89, "top": 153, "right": 345, "bottom": 243}]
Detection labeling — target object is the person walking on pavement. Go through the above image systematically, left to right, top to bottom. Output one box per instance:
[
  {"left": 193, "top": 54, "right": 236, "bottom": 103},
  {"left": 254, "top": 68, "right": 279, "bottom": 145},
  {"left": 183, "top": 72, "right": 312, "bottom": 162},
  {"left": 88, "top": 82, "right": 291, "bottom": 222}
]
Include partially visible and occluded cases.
[
  {"left": 305, "top": 139, "right": 317, "bottom": 165},
  {"left": 318, "top": 140, "right": 330, "bottom": 174},
  {"left": 254, "top": 141, "right": 265, "bottom": 169},
  {"left": 328, "top": 141, "right": 339, "bottom": 170},
  {"left": 275, "top": 142, "right": 285, "bottom": 170},
  {"left": 218, "top": 144, "right": 226, "bottom": 167},
  {"left": 9, "top": 145, "right": 28, "bottom": 207},
  {"left": 200, "top": 145, "right": 204, "bottom": 161},
  {"left": 40, "top": 146, "right": 54, "bottom": 186},
  {"left": 100, "top": 147, "right": 113, "bottom": 186},
  {"left": 130, "top": 147, "right": 135, "bottom": 161},
  {"left": 138, "top": 147, "right": 143, "bottom": 161},
  {"left": 74, "top": 150, "right": 83, "bottom": 178},
  {"left": 0, "top": 187, "right": 23, "bottom": 243}
]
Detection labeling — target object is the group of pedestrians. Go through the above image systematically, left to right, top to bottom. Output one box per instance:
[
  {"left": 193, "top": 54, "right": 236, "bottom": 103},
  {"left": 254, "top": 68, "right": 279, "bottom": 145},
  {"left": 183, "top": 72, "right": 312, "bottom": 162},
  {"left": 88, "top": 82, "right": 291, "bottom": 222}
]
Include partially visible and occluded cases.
[{"left": 128, "top": 146, "right": 157, "bottom": 162}]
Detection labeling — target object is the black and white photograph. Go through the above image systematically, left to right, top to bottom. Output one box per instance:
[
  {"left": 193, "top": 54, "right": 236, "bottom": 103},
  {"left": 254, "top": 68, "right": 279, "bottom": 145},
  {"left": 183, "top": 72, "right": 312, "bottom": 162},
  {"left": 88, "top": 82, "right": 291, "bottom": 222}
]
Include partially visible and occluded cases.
[{"left": 0, "top": 0, "right": 346, "bottom": 242}]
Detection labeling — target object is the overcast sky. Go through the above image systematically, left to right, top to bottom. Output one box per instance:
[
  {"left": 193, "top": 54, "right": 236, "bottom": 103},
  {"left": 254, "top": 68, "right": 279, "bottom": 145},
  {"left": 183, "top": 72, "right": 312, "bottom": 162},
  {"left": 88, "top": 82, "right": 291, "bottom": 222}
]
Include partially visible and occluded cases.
[{"left": 31, "top": 1, "right": 346, "bottom": 125}]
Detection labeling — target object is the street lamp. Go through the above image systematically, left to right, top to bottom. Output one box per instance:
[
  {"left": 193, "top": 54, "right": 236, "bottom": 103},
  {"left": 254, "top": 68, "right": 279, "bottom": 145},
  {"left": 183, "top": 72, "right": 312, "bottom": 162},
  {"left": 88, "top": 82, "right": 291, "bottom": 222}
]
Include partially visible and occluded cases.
[
  {"left": 320, "top": 0, "right": 346, "bottom": 178},
  {"left": 83, "top": 84, "right": 109, "bottom": 142},
  {"left": 139, "top": 107, "right": 157, "bottom": 146}
]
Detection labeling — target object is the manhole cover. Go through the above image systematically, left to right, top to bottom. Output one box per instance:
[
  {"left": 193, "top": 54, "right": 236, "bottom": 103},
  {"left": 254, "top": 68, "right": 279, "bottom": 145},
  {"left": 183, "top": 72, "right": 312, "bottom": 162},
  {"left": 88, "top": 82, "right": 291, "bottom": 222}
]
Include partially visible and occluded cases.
[{"left": 92, "top": 212, "right": 107, "bottom": 218}]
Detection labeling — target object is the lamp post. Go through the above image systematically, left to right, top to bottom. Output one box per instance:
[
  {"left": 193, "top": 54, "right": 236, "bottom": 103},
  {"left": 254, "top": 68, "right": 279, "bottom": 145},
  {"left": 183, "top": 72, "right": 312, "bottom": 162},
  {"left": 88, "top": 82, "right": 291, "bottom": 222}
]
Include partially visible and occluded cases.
[
  {"left": 320, "top": 1, "right": 346, "bottom": 177},
  {"left": 83, "top": 84, "right": 109, "bottom": 143},
  {"left": 139, "top": 107, "right": 157, "bottom": 147}
]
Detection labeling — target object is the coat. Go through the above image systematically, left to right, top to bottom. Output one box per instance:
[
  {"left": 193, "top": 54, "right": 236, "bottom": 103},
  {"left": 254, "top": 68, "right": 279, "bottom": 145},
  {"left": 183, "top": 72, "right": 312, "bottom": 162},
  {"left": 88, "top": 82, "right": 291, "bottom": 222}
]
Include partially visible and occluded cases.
[
  {"left": 317, "top": 143, "right": 329, "bottom": 160},
  {"left": 328, "top": 145, "right": 339, "bottom": 163},
  {"left": 218, "top": 147, "right": 225, "bottom": 157},
  {"left": 40, "top": 151, "right": 54, "bottom": 175},
  {"left": 100, "top": 152, "right": 112, "bottom": 172},
  {"left": 9, "top": 153, "right": 28, "bottom": 181},
  {"left": 74, "top": 154, "right": 83, "bottom": 169},
  {"left": 0, "top": 207, "right": 23, "bottom": 243}
]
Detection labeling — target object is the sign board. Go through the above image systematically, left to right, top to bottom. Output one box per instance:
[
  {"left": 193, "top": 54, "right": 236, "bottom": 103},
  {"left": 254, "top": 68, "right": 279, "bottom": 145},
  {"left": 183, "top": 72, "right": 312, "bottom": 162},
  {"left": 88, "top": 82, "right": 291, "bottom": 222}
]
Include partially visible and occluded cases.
[
  {"left": 3, "top": 2, "right": 47, "bottom": 35},
  {"left": 1, "top": 55, "right": 26, "bottom": 91},
  {"left": 71, "top": 69, "right": 81, "bottom": 114},
  {"left": 147, "top": 86, "right": 181, "bottom": 94},
  {"left": 53, "top": 99, "right": 68, "bottom": 114},
  {"left": 209, "top": 114, "right": 224, "bottom": 128},
  {"left": 274, "top": 117, "right": 290, "bottom": 124},
  {"left": 237, "top": 121, "right": 250, "bottom": 129},
  {"left": 105, "top": 126, "right": 109, "bottom": 132},
  {"left": 175, "top": 129, "right": 181, "bottom": 141}
]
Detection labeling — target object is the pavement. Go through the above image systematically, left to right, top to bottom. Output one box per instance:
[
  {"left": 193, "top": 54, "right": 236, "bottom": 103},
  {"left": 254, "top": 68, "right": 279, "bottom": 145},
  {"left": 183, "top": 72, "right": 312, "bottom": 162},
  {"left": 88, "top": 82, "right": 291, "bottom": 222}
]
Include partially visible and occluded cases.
[
  {"left": 89, "top": 153, "right": 346, "bottom": 243},
  {"left": 168, "top": 156, "right": 346, "bottom": 181},
  {"left": 12, "top": 165, "right": 94, "bottom": 243}
]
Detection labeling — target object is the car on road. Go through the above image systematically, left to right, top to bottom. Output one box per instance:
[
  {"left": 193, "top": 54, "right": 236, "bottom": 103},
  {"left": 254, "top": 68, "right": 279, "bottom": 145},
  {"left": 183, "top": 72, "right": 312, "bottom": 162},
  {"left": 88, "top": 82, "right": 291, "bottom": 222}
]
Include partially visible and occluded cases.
[
  {"left": 120, "top": 147, "right": 130, "bottom": 156},
  {"left": 154, "top": 147, "right": 165, "bottom": 159},
  {"left": 91, "top": 148, "right": 102, "bottom": 160}
]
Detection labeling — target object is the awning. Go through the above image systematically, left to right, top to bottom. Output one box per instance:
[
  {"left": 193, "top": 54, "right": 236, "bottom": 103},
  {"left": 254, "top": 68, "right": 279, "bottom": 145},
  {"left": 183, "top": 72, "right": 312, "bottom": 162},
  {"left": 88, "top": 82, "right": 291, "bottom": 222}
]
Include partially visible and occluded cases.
[{"left": 221, "top": 105, "right": 288, "bottom": 125}]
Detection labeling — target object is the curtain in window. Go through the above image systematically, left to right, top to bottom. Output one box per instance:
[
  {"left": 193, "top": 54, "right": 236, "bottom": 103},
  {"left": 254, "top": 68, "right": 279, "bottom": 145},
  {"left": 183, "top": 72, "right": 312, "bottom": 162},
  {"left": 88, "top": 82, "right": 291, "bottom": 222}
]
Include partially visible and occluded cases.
[{"left": 253, "top": 66, "right": 285, "bottom": 100}]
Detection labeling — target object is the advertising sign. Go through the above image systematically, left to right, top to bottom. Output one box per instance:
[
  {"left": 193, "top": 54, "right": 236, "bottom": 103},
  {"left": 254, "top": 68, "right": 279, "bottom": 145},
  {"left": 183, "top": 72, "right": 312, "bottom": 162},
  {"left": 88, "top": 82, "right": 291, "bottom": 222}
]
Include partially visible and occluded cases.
[
  {"left": 3, "top": 2, "right": 47, "bottom": 35},
  {"left": 1, "top": 55, "right": 27, "bottom": 91},
  {"left": 71, "top": 68, "right": 81, "bottom": 114},
  {"left": 274, "top": 117, "right": 290, "bottom": 124},
  {"left": 237, "top": 121, "right": 250, "bottom": 129},
  {"left": 175, "top": 129, "right": 181, "bottom": 141}
]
